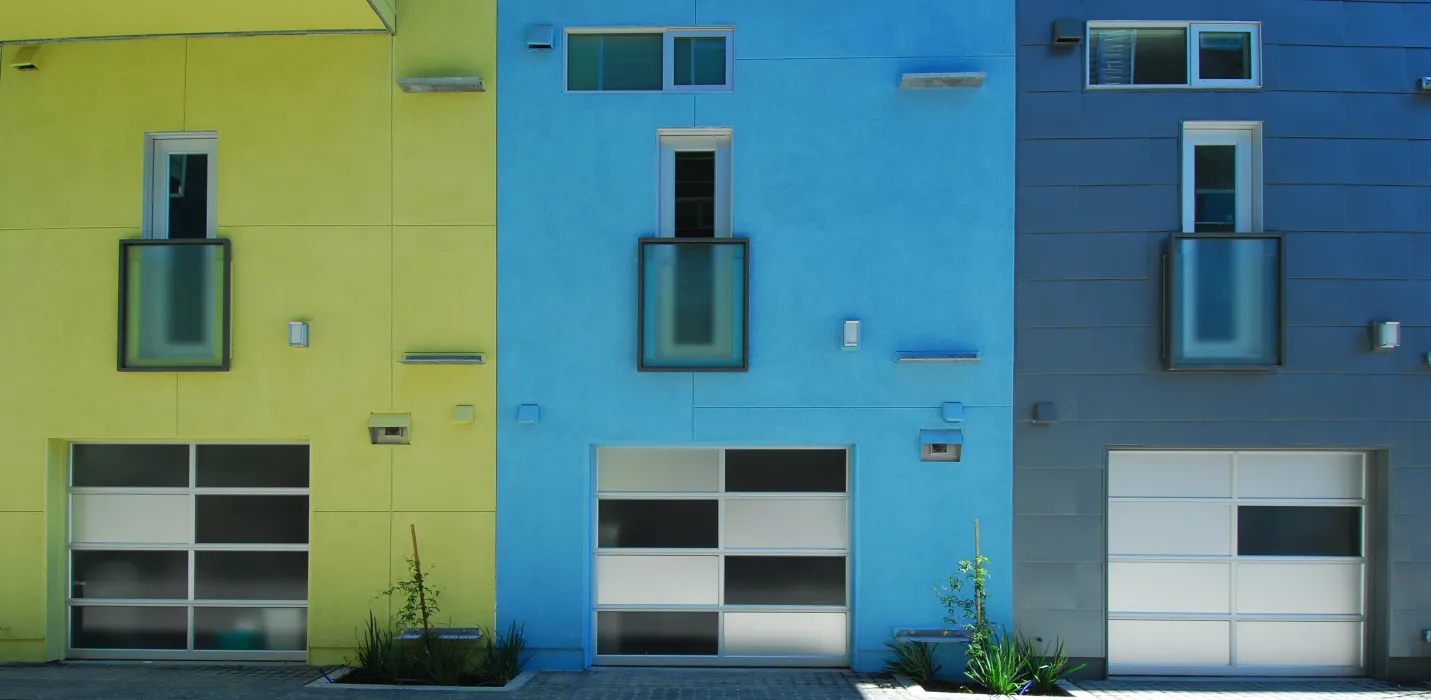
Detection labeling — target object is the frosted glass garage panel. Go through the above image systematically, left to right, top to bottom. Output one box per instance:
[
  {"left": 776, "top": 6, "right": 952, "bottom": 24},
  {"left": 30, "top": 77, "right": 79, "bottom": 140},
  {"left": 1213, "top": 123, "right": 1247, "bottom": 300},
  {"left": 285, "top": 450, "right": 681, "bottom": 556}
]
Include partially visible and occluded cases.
[
  {"left": 597, "top": 448, "right": 719, "bottom": 492},
  {"left": 1109, "top": 451, "right": 1232, "bottom": 498},
  {"left": 1236, "top": 452, "right": 1363, "bottom": 499},
  {"left": 71, "top": 494, "right": 191, "bottom": 544},
  {"left": 724, "top": 499, "right": 847, "bottom": 550},
  {"left": 1109, "top": 502, "right": 1231, "bottom": 555},
  {"left": 597, "top": 555, "right": 719, "bottom": 606},
  {"left": 1109, "top": 562, "right": 1230, "bottom": 614},
  {"left": 1237, "top": 562, "right": 1362, "bottom": 615},
  {"left": 724, "top": 612, "right": 846, "bottom": 657},
  {"left": 1109, "top": 620, "right": 1229, "bottom": 666},
  {"left": 1236, "top": 621, "right": 1361, "bottom": 667}
]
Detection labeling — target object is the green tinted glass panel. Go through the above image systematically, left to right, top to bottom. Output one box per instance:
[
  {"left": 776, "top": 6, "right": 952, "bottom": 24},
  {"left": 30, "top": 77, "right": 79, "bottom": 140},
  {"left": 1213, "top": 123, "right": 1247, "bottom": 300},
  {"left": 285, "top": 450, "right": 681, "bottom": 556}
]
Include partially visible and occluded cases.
[
  {"left": 568, "top": 33, "right": 661, "bottom": 90},
  {"left": 567, "top": 34, "right": 601, "bottom": 90},
  {"left": 674, "top": 37, "right": 726, "bottom": 86},
  {"left": 641, "top": 240, "right": 746, "bottom": 369},
  {"left": 122, "top": 242, "right": 228, "bottom": 369}
]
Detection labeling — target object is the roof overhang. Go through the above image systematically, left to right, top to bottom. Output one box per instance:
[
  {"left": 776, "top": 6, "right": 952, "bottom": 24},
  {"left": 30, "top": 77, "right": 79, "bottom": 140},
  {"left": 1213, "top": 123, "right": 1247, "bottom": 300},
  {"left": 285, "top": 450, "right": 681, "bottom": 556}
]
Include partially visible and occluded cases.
[{"left": 0, "top": 0, "right": 394, "bottom": 44}]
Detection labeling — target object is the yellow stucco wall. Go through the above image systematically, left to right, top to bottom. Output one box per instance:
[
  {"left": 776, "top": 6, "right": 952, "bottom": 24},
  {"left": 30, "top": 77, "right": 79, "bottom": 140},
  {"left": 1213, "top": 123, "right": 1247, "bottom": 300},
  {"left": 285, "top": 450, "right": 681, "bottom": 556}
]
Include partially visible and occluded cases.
[
  {"left": 0, "top": 0, "right": 495, "bottom": 665},
  {"left": 0, "top": 0, "right": 391, "bottom": 43}
]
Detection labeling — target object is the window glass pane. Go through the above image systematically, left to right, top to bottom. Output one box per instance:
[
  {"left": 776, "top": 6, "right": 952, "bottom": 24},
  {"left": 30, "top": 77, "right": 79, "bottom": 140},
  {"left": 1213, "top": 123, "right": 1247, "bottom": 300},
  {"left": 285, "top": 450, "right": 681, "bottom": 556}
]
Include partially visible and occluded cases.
[
  {"left": 1089, "top": 28, "right": 1187, "bottom": 85},
  {"left": 1199, "top": 31, "right": 1252, "bottom": 81},
  {"left": 567, "top": 33, "right": 600, "bottom": 90},
  {"left": 601, "top": 34, "right": 662, "bottom": 90},
  {"left": 674, "top": 37, "right": 726, "bottom": 86},
  {"left": 1194, "top": 145, "right": 1237, "bottom": 233},
  {"left": 674, "top": 151, "right": 716, "bottom": 239},
  {"left": 167, "top": 153, "right": 209, "bottom": 240},
  {"left": 1171, "top": 237, "right": 1280, "bottom": 366},
  {"left": 640, "top": 241, "right": 746, "bottom": 369},
  {"left": 123, "top": 242, "right": 227, "bottom": 369},
  {"left": 72, "top": 444, "right": 189, "bottom": 487},
  {"left": 196, "top": 445, "right": 309, "bottom": 488},
  {"left": 725, "top": 449, "right": 847, "bottom": 492},
  {"left": 195, "top": 495, "right": 309, "bottom": 544},
  {"left": 598, "top": 499, "right": 718, "bottom": 548},
  {"left": 1238, "top": 506, "right": 1361, "bottom": 557},
  {"left": 72, "top": 551, "right": 188, "bottom": 600},
  {"left": 195, "top": 552, "right": 308, "bottom": 600},
  {"left": 725, "top": 556, "right": 846, "bottom": 606},
  {"left": 71, "top": 606, "right": 187, "bottom": 650},
  {"left": 194, "top": 607, "right": 307, "bottom": 651},
  {"left": 597, "top": 611, "right": 718, "bottom": 655}
]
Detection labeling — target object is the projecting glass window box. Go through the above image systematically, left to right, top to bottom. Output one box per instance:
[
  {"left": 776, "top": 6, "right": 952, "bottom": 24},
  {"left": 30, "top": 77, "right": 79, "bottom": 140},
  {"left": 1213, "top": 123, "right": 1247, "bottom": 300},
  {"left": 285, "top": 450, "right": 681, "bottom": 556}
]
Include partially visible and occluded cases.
[
  {"left": 1087, "top": 22, "right": 1259, "bottom": 88},
  {"left": 567, "top": 29, "right": 733, "bottom": 92}
]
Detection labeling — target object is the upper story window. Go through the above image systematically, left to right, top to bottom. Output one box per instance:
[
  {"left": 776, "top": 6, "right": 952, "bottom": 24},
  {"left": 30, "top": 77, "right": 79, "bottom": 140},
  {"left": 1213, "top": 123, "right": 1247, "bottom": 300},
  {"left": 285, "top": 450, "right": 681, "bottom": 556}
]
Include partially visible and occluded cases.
[
  {"left": 1087, "top": 22, "right": 1259, "bottom": 88},
  {"left": 567, "top": 29, "right": 733, "bottom": 92},
  {"left": 145, "top": 133, "right": 217, "bottom": 239}
]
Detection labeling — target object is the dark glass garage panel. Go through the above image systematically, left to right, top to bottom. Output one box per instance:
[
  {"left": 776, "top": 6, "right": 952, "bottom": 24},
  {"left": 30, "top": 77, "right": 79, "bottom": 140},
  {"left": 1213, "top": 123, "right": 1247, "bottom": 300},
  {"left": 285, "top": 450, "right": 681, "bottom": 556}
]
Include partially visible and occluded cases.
[
  {"left": 72, "top": 444, "right": 189, "bottom": 487},
  {"left": 196, "top": 445, "right": 309, "bottom": 488},
  {"left": 725, "top": 449, "right": 846, "bottom": 493},
  {"left": 195, "top": 495, "right": 309, "bottom": 544},
  {"left": 598, "top": 500, "right": 717, "bottom": 548},
  {"left": 1238, "top": 506, "right": 1361, "bottom": 557},
  {"left": 72, "top": 550, "right": 188, "bottom": 600},
  {"left": 195, "top": 552, "right": 308, "bottom": 600},
  {"left": 725, "top": 556, "right": 846, "bottom": 606},
  {"left": 71, "top": 606, "right": 187, "bottom": 650},
  {"left": 194, "top": 607, "right": 307, "bottom": 651},
  {"left": 597, "top": 611, "right": 718, "bottom": 655}
]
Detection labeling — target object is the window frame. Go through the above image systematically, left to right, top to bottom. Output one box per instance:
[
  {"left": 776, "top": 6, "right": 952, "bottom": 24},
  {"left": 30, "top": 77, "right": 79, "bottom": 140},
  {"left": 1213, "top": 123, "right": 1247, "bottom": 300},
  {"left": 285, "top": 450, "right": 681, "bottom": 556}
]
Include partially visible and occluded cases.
[
  {"left": 1085, "top": 21, "right": 1260, "bottom": 90},
  {"left": 564, "top": 27, "right": 734, "bottom": 93},
  {"left": 657, "top": 128, "right": 733, "bottom": 239},
  {"left": 143, "top": 132, "right": 218, "bottom": 240},
  {"left": 636, "top": 237, "right": 750, "bottom": 373},
  {"left": 117, "top": 238, "right": 233, "bottom": 372}
]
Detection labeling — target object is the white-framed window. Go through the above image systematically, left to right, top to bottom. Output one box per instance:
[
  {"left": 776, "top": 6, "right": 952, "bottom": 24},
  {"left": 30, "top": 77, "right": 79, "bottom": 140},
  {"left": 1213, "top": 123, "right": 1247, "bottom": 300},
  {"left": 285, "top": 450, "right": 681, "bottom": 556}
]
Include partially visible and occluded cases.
[
  {"left": 1087, "top": 22, "right": 1259, "bottom": 88},
  {"left": 566, "top": 28, "right": 733, "bottom": 92},
  {"left": 1166, "top": 122, "right": 1279, "bottom": 369},
  {"left": 658, "top": 129, "right": 732, "bottom": 239},
  {"left": 144, "top": 133, "right": 217, "bottom": 239}
]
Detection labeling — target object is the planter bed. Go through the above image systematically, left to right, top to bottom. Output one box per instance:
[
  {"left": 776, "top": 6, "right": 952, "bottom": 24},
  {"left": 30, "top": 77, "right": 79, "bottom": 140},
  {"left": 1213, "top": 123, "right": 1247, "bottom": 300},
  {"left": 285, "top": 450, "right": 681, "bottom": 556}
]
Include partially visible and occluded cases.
[
  {"left": 305, "top": 668, "right": 536, "bottom": 692},
  {"left": 895, "top": 675, "right": 1078, "bottom": 698}
]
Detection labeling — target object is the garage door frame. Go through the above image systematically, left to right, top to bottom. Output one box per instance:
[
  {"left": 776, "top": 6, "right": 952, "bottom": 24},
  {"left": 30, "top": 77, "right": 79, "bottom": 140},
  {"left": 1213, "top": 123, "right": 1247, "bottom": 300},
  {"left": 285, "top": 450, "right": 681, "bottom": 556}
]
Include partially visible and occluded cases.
[{"left": 1106, "top": 449, "right": 1370, "bottom": 677}]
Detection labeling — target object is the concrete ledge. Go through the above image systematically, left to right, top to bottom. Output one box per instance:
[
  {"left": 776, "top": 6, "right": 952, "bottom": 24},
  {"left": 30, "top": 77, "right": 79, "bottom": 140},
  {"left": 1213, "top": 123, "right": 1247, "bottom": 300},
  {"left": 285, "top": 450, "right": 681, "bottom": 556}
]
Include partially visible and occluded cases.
[
  {"left": 304, "top": 668, "right": 535, "bottom": 692},
  {"left": 895, "top": 675, "right": 1080, "bottom": 698}
]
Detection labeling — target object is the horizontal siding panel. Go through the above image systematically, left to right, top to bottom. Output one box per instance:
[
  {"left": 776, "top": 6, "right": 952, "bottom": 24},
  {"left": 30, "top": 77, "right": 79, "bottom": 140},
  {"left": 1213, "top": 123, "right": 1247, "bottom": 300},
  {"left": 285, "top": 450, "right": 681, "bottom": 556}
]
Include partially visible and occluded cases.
[
  {"left": 1277, "top": 45, "right": 1411, "bottom": 93},
  {"left": 1018, "top": 138, "right": 1177, "bottom": 187},
  {"left": 1265, "top": 138, "right": 1412, "bottom": 186},
  {"left": 1017, "top": 186, "right": 1178, "bottom": 234},
  {"left": 1285, "top": 232, "right": 1412, "bottom": 279},
  {"left": 1017, "top": 233, "right": 1154, "bottom": 279},
  {"left": 1286, "top": 278, "right": 1431, "bottom": 326},
  {"left": 1018, "top": 279, "right": 1156, "bottom": 327},
  {"left": 1017, "top": 326, "right": 1158, "bottom": 374},
  {"left": 1075, "top": 374, "right": 1431, "bottom": 422},
  {"left": 1014, "top": 468, "right": 1105, "bottom": 516},
  {"left": 1393, "top": 468, "right": 1431, "bottom": 515},
  {"left": 1017, "top": 514, "right": 1105, "bottom": 562}
]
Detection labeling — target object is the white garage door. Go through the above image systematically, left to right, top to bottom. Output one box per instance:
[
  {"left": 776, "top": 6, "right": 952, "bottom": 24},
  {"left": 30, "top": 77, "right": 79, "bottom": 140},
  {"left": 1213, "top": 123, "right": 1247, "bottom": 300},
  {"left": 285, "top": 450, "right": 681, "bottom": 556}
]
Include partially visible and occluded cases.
[
  {"left": 593, "top": 447, "right": 849, "bottom": 666},
  {"left": 1107, "top": 450, "right": 1366, "bottom": 676}
]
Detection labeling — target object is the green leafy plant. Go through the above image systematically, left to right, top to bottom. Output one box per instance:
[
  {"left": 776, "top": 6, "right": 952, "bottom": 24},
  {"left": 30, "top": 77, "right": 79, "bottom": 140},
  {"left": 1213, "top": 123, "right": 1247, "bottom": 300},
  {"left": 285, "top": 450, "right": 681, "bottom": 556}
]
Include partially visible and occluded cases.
[
  {"left": 937, "top": 553, "right": 994, "bottom": 669},
  {"left": 379, "top": 557, "right": 442, "bottom": 633},
  {"left": 354, "top": 612, "right": 405, "bottom": 680},
  {"left": 476, "top": 622, "right": 532, "bottom": 685},
  {"left": 965, "top": 627, "right": 1029, "bottom": 696},
  {"left": 415, "top": 633, "right": 476, "bottom": 686},
  {"left": 1019, "top": 635, "right": 1085, "bottom": 694},
  {"left": 882, "top": 639, "right": 941, "bottom": 684}
]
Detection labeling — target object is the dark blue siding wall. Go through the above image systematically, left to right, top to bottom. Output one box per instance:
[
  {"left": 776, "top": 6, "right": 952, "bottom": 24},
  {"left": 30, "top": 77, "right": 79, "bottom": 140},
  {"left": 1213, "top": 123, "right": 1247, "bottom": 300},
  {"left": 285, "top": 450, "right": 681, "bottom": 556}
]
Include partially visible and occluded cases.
[{"left": 1014, "top": 0, "right": 1431, "bottom": 680}]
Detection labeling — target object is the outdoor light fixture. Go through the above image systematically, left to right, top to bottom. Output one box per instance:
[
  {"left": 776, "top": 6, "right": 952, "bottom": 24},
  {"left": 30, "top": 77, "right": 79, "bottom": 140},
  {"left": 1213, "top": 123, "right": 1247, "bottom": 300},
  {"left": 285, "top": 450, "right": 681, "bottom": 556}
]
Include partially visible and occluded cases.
[
  {"left": 10, "top": 46, "right": 40, "bottom": 71},
  {"left": 1419, "top": 77, "right": 1431, "bottom": 92},
  {"left": 843, "top": 320, "right": 861, "bottom": 349},
  {"left": 288, "top": 321, "right": 309, "bottom": 348},
  {"left": 1371, "top": 321, "right": 1401, "bottom": 352},
  {"left": 1033, "top": 401, "right": 1059, "bottom": 425},
  {"left": 942, "top": 402, "right": 965, "bottom": 423},
  {"left": 516, "top": 404, "right": 541, "bottom": 424},
  {"left": 451, "top": 405, "right": 475, "bottom": 424},
  {"left": 368, "top": 414, "right": 411, "bottom": 445},
  {"left": 920, "top": 429, "right": 964, "bottom": 462}
]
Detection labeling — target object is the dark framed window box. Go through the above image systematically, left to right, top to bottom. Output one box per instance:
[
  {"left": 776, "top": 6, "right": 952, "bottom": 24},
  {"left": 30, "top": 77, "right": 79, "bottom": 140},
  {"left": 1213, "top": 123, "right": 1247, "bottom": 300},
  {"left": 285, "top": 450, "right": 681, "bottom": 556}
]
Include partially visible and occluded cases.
[
  {"left": 1162, "top": 232, "right": 1283, "bottom": 370},
  {"left": 637, "top": 237, "right": 748, "bottom": 372},
  {"left": 118, "top": 238, "right": 232, "bottom": 372}
]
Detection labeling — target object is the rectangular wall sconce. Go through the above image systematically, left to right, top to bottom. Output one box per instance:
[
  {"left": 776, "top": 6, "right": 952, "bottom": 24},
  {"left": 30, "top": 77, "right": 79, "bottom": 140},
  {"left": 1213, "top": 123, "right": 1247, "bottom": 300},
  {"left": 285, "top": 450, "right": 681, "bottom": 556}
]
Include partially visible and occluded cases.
[
  {"left": 10, "top": 46, "right": 40, "bottom": 71},
  {"left": 1419, "top": 77, "right": 1431, "bottom": 92},
  {"left": 843, "top": 320, "right": 861, "bottom": 349},
  {"left": 288, "top": 321, "right": 309, "bottom": 348},
  {"left": 1371, "top": 321, "right": 1401, "bottom": 352},
  {"left": 1033, "top": 401, "right": 1059, "bottom": 425},
  {"left": 941, "top": 402, "right": 965, "bottom": 423},
  {"left": 517, "top": 404, "right": 541, "bottom": 424},
  {"left": 452, "top": 405, "right": 475, "bottom": 423},
  {"left": 368, "top": 413, "right": 411, "bottom": 445},
  {"left": 920, "top": 429, "right": 964, "bottom": 462}
]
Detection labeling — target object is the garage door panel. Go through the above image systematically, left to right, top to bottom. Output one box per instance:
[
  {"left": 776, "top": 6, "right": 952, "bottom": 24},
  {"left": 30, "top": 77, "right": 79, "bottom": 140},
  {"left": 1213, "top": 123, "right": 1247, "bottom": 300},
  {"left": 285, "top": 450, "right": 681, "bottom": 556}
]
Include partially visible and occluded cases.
[
  {"left": 596, "top": 448, "right": 720, "bottom": 493},
  {"left": 1109, "top": 451, "right": 1232, "bottom": 498},
  {"left": 1236, "top": 452, "right": 1363, "bottom": 500},
  {"left": 71, "top": 494, "right": 192, "bottom": 545},
  {"left": 724, "top": 498, "right": 846, "bottom": 550},
  {"left": 1109, "top": 502, "right": 1231, "bottom": 556},
  {"left": 597, "top": 555, "right": 719, "bottom": 606},
  {"left": 1109, "top": 562, "right": 1230, "bottom": 614},
  {"left": 1236, "top": 562, "right": 1362, "bottom": 615},
  {"left": 724, "top": 612, "right": 846, "bottom": 657},
  {"left": 1108, "top": 620, "right": 1230, "bottom": 666},
  {"left": 1236, "top": 621, "right": 1362, "bottom": 667}
]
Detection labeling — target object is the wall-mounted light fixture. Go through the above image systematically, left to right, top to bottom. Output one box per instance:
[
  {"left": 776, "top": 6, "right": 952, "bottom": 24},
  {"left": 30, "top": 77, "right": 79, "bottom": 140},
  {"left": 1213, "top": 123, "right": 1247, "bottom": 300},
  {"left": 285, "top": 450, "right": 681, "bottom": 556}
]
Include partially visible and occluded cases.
[
  {"left": 527, "top": 25, "right": 556, "bottom": 51},
  {"left": 10, "top": 46, "right": 40, "bottom": 71},
  {"left": 397, "top": 77, "right": 486, "bottom": 93},
  {"left": 1419, "top": 77, "right": 1431, "bottom": 93},
  {"left": 843, "top": 320, "right": 861, "bottom": 349},
  {"left": 288, "top": 321, "right": 309, "bottom": 348},
  {"left": 1371, "top": 321, "right": 1401, "bottom": 352},
  {"left": 942, "top": 402, "right": 965, "bottom": 423},
  {"left": 517, "top": 404, "right": 541, "bottom": 424},
  {"left": 452, "top": 405, "right": 475, "bottom": 424},
  {"left": 920, "top": 429, "right": 963, "bottom": 462}
]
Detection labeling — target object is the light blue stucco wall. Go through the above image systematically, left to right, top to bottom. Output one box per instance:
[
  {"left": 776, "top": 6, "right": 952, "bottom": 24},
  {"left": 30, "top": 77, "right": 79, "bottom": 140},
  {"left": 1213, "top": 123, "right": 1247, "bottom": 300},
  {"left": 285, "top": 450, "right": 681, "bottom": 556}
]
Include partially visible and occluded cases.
[{"left": 496, "top": 0, "right": 1015, "bottom": 672}]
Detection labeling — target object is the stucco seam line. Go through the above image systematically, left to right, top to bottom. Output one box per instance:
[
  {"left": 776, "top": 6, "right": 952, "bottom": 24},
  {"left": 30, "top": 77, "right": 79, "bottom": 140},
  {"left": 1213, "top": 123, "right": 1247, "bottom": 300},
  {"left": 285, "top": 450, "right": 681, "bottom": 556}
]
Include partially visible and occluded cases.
[
  {"left": 0, "top": 28, "right": 391, "bottom": 45},
  {"left": 736, "top": 53, "right": 1015, "bottom": 61}
]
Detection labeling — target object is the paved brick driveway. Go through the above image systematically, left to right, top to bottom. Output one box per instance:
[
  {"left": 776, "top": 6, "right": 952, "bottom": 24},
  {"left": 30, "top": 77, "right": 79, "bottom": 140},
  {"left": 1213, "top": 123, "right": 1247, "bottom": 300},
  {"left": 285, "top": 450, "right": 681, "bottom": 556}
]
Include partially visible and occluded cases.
[{"left": 0, "top": 664, "right": 1426, "bottom": 700}]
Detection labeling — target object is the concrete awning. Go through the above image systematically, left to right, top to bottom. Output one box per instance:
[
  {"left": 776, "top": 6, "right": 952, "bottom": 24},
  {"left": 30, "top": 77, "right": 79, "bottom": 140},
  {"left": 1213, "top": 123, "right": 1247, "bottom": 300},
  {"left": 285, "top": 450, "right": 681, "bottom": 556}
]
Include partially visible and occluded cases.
[{"left": 0, "top": 0, "right": 393, "bottom": 43}]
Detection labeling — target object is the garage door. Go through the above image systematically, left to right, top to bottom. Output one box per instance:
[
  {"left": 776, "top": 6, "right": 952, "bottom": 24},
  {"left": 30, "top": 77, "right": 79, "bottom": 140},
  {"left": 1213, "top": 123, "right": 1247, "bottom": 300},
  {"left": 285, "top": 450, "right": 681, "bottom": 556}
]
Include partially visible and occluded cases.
[
  {"left": 68, "top": 444, "right": 309, "bottom": 660},
  {"left": 593, "top": 447, "right": 848, "bottom": 666},
  {"left": 1107, "top": 451, "right": 1366, "bottom": 676}
]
